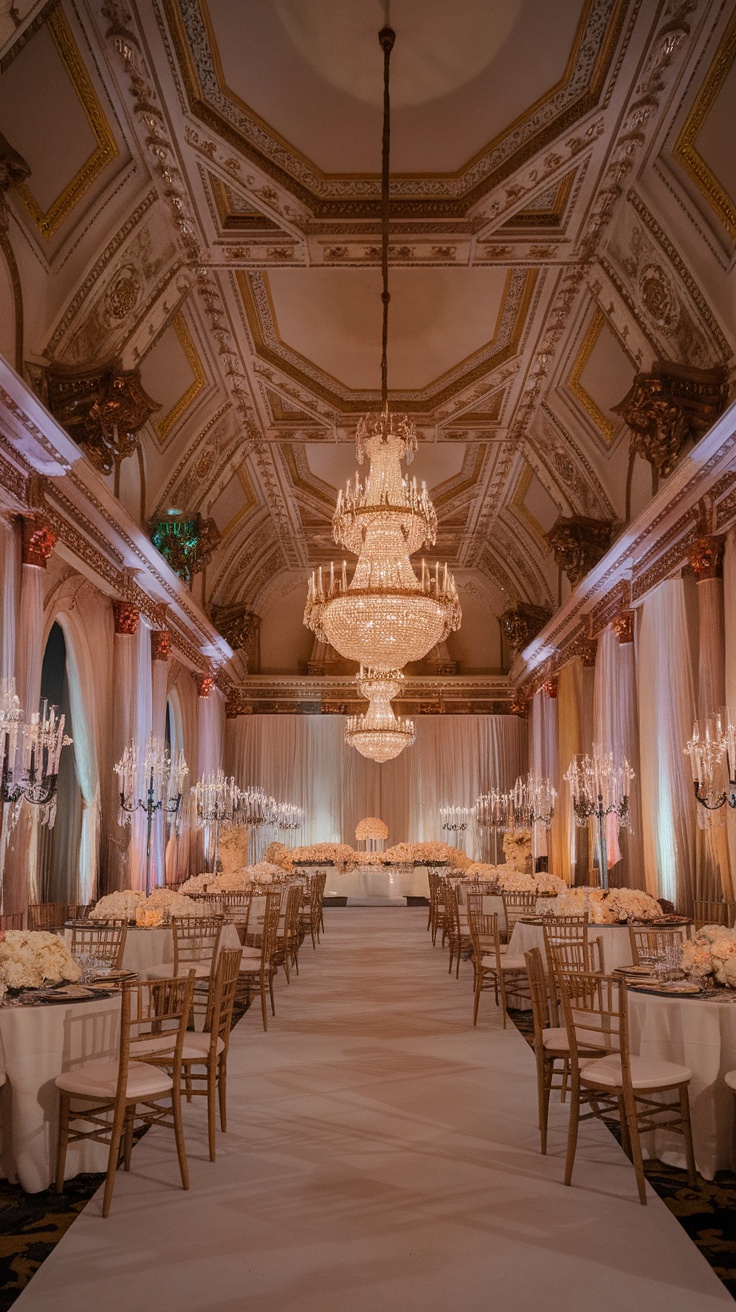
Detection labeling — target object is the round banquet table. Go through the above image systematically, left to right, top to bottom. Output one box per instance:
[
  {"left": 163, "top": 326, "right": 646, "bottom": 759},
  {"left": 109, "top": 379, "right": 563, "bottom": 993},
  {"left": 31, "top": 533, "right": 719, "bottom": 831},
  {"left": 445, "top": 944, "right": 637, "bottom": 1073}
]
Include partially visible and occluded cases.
[
  {"left": 507, "top": 920, "right": 689, "bottom": 975},
  {"left": 64, "top": 922, "right": 241, "bottom": 977},
  {"left": 627, "top": 987, "right": 736, "bottom": 1181},
  {"left": 0, "top": 993, "right": 121, "bottom": 1193}
]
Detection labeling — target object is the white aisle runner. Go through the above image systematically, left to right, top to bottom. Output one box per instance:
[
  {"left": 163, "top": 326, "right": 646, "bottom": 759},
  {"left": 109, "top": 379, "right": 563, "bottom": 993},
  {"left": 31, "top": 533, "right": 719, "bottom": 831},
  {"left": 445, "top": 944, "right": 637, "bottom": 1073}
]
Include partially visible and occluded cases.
[{"left": 16, "top": 909, "right": 731, "bottom": 1312}]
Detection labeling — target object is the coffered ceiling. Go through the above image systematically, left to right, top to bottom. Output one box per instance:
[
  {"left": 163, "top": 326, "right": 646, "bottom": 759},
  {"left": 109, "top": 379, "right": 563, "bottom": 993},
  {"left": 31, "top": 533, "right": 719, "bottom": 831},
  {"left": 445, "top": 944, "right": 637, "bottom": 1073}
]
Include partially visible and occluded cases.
[{"left": 1, "top": 0, "right": 736, "bottom": 679}]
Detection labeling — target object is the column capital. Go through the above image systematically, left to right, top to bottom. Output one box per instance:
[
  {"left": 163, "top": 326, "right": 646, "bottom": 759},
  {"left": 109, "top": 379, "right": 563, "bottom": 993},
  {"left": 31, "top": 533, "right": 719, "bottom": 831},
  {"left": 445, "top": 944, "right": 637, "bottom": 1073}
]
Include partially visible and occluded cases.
[
  {"left": 20, "top": 513, "right": 56, "bottom": 568},
  {"left": 686, "top": 533, "right": 724, "bottom": 581},
  {"left": 112, "top": 600, "right": 140, "bottom": 635},
  {"left": 612, "top": 609, "right": 635, "bottom": 644},
  {"left": 150, "top": 629, "right": 171, "bottom": 661},
  {"left": 194, "top": 672, "right": 214, "bottom": 698},
  {"left": 542, "top": 676, "right": 558, "bottom": 700}
]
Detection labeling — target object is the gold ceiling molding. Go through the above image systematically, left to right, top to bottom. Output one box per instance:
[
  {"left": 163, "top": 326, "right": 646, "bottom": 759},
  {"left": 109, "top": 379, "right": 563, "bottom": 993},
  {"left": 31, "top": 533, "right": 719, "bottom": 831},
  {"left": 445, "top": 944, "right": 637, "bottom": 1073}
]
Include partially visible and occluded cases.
[
  {"left": 164, "top": 0, "right": 628, "bottom": 217},
  {"left": 13, "top": 4, "right": 119, "bottom": 241},
  {"left": 673, "top": 9, "right": 736, "bottom": 242},
  {"left": 501, "top": 170, "right": 576, "bottom": 230},
  {"left": 208, "top": 173, "right": 283, "bottom": 233},
  {"left": 236, "top": 266, "right": 538, "bottom": 414},
  {"left": 566, "top": 309, "right": 616, "bottom": 444},
  {"left": 154, "top": 313, "right": 207, "bottom": 443},
  {"left": 510, "top": 462, "right": 555, "bottom": 541},
  {"left": 214, "top": 463, "right": 258, "bottom": 540}
]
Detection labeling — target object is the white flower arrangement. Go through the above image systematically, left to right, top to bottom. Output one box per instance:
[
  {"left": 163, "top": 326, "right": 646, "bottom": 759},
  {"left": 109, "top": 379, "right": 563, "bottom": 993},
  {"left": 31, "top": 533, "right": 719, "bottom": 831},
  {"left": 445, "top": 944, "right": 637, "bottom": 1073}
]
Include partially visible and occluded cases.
[
  {"left": 355, "top": 817, "right": 388, "bottom": 841},
  {"left": 217, "top": 823, "right": 250, "bottom": 873},
  {"left": 502, "top": 830, "right": 533, "bottom": 871},
  {"left": 383, "top": 841, "right": 467, "bottom": 868},
  {"left": 264, "top": 842, "right": 293, "bottom": 871},
  {"left": 290, "top": 843, "right": 356, "bottom": 872},
  {"left": 178, "top": 873, "right": 213, "bottom": 895},
  {"left": 551, "top": 886, "right": 661, "bottom": 924},
  {"left": 148, "top": 889, "right": 200, "bottom": 918},
  {"left": 89, "top": 890, "right": 144, "bottom": 922},
  {"left": 682, "top": 926, "right": 736, "bottom": 986},
  {"left": 0, "top": 930, "right": 82, "bottom": 990}
]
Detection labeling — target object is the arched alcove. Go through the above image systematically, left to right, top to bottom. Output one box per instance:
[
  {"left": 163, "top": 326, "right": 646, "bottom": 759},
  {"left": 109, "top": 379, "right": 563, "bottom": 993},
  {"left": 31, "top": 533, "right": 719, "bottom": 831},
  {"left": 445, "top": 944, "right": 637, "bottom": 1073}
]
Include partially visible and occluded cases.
[{"left": 38, "top": 622, "right": 83, "bottom": 904}]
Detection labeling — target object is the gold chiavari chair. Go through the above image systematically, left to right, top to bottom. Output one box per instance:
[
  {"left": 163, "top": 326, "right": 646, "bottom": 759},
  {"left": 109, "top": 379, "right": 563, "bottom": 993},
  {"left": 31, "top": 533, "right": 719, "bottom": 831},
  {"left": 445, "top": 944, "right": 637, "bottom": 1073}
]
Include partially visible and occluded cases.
[
  {"left": 427, "top": 869, "right": 440, "bottom": 937},
  {"left": 316, "top": 870, "right": 327, "bottom": 937},
  {"left": 300, "top": 876, "right": 322, "bottom": 949},
  {"left": 273, "top": 884, "right": 304, "bottom": 983},
  {"left": 445, "top": 884, "right": 472, "bottom": 978},
  {"left": 238, "top": 889, "right": 283, "bottom": 1031},
  {"left": 501, "top": 890, "right": 537, "bottom": 943},
  {"left": 221, "top": 891, "right": 254, "bottom": 940},
  {"left": 693, "top": 900, "right": 728, "bottom": 930},
  {"left": 466, "top": 901, "right": 502, "bottom": 1024},
  {"left": 27, "top": 902, "right": 70, "bottom": 932},
  {"left": 467, "top": 908, "right": 529, "bottom": 1026},
  {"left": 0, "top": 913, "right": 23, "bottom": 931},
  {"left": 541, "top": 915, "right": 605, "bottom": 1024},
  {"left": 70, "top": 922, "right": 127, "bottom": 969},
  {"left": 628, "top": 924, "right": 687, "bottom": 966},
  {"left": 175, "top": 947, "right": 242, "bottom": 1161},
  {"left": 524, "top": 947, "right": 607, "bottom": 1154},
  {"left": 555, "top": 962, "right": 696, "bottom": 1204},
  {"left": 55, "top": 973, "right": 195, "bottom": 1217}
]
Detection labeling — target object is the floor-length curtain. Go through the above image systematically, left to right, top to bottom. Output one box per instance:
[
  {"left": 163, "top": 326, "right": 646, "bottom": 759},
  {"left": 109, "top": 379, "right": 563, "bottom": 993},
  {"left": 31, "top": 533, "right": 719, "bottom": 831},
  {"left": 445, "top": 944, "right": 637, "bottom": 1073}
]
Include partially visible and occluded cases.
[
  {"left": 0, "top": 518, "right": 19, "bottom": 907},
  {"left": 724, "top": 530, "right": 736, "bottom": 902},
  {"left": 8, "top": 561, "right": 45, "bottom": 911},
  {"left": 695, "top": 575, "right": 732, "bottom": 899},
  {"left": 638, "top": 579, "right": 698, "bottom": 910},
  {"left": 55, "top": 609, "right": 103, "bottom": 904},
  {"left": 111, "top": 619, "right": 153, "bottom": 891},
  {"left": 593, "top": 624, "right": 645, "bottom": 890},
  {"left": 557, "top": 663, "right": 582, "bottom": 886},
  {"left": 531, "top": 690, "right": 564, "bottom": 880},
  {"left": 226, "top": 714, "right": 527, "bottom": 859}
]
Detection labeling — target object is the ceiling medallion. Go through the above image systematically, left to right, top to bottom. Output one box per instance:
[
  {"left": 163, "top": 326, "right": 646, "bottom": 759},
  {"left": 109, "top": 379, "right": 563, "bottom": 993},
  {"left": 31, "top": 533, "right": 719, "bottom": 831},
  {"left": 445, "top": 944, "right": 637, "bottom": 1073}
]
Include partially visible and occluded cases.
[
  {"left": 302, "top": 25, "right": 462, "bottom": 762},
  {"left": 344, "top": 669, "right": 416, "bottom": 764}
]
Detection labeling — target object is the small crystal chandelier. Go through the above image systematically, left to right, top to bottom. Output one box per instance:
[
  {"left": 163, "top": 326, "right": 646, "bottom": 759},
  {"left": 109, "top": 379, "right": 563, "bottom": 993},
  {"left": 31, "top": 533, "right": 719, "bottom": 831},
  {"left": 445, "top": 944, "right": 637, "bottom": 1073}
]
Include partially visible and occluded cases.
[
  {"left": 304, "top": 23, "right": 461, "bottom": 691},
  {"left": 345, "top": 668, "right": 416, "bottom": 763}
]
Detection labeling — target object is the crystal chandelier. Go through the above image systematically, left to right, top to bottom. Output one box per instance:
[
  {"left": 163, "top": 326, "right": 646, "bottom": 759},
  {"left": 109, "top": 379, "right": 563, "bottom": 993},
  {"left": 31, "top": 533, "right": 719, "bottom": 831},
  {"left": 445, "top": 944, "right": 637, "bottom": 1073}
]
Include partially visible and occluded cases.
[
  {"left": 303, "top": 23, "right": 461, "bottom": 686},
  {"left": 345, "top": 668, "right": 416, "bottom": 763}
]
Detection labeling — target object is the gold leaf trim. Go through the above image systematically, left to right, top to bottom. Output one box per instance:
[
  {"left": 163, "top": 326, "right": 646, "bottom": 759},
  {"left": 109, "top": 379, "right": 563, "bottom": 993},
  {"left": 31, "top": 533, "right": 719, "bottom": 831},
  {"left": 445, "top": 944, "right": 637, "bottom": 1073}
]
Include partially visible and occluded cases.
[
  {"left": 13, "top": 4, "right": 119, "bottom": 241},
  {"left": 672, "top": 9, "right": 736, "bottom": 242},
  {"left": 566, "top": 309, "right": 615, "bottom": 444},
  {"left": 155, "top": 313, "right": 207, "bottom": 442}
]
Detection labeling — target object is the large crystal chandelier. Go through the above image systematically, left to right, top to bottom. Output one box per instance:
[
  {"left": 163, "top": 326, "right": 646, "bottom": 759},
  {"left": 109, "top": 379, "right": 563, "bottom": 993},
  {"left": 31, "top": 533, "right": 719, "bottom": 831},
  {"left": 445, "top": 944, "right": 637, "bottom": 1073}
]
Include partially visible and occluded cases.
[
  {"left": 303, "top": 24, "right": 461, "bottom": 762},
  {"left": 344, "top": 669, "right": 416, "bottom": 764}
]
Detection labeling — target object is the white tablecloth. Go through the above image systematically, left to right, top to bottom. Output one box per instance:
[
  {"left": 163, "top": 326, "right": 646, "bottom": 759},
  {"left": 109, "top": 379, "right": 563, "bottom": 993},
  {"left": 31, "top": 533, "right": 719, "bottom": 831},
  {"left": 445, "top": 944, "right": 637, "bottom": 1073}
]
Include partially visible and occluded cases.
[
  {"left": 458, "top": 893, "right": 553, "bottom": 935},
  {"left": 507, "top": 921, "right": 687, "bottom": 974},
  {"left": 64, "top": 922, "right": 241, "bottom": 976},
  {"left": 628, "top": 989, "right": 736, "bottom": 1181},
  {"left": 0, "top": 994, "right": 121, "bottom": 1192}
]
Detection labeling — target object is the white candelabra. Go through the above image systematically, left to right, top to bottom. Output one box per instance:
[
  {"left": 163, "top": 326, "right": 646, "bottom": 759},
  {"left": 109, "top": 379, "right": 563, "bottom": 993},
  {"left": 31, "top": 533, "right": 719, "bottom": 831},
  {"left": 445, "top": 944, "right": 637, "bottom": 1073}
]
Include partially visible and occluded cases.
[
  {"left": 0, "top": 678, "right": 72, "bottom": 832},
  {"left": 684, "top": 708, "right": 736, "bottom": 824},
  {"left": 114, "top": 735, "right": 188, "bottom": 896},
  {"left": 563, "top": 747, "right": 634, "bottom": 890},
  {"left": 192, "top": 769, "right": 239, "bottom": 871},
  {"left": 474, "top": 774, "right": 556, "bottom": 867},
  {"left": 236, "top": 785, "right": 278, "bottom": 862},
  {"left": 276, "top": 802, "right": 304, "bottom": 834}
]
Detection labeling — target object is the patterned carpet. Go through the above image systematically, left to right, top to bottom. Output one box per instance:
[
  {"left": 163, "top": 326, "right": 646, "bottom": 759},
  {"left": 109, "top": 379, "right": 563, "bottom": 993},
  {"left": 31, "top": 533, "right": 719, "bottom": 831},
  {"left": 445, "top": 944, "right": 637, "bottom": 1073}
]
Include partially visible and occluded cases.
[{"left": 509, "top": 1007, "right": 736, "bottom": 1300}]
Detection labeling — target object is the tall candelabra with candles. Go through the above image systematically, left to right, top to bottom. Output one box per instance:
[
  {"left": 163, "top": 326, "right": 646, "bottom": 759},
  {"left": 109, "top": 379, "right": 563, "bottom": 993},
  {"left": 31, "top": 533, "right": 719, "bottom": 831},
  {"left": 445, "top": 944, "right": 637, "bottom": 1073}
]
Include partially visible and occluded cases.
[
  {"left": 0, "top": 679, "right": 72, "bottom": 833},
  {"left": 685, "top": 709, "right": 736, "bottom": 825},
  {"left": 114, "top": 735, "right": 188, "bottom": 895},
  {"left": 563, "top": 747, "right": 634, "bottom": 890},
  {"left": 192, "top": 769, "right": 239, "bottom": 871},
  {"left": 524, "top": 773, "right": 557, "bottom": 870},
  {"left": 237, "top": 785, "right": 278, "bottom": 862},
  {"left": 276, "top": 802, "right": 304, "bottom": 837},
  {"left": 439, "top": 806, "right": 471, "bottom": 834}
]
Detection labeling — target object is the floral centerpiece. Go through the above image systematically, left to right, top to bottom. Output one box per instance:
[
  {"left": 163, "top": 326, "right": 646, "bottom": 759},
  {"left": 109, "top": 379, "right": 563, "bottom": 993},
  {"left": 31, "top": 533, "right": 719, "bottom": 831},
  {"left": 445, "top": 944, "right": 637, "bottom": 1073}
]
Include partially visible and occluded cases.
[
  {"left": 355, "top": 817, "right": 388, "bottom": 842},
  {"left": 217, "top": 823, "right": 250, "bottom": 873},
  {"left": 502, "top": 830, "right": 533, "bottom": 872},
  {"left": 383, "top": 841, "right": 468, "bottom": 868},
  {"left": 265, "top": 842, "right": 293, "bottom": 871},
  {"left": 290, "top": 843, "right": 356, "bottom": 872},
  {"left": 463, "top": 864, "right": 566, "bottom": 895},
  {"left": 178, "top": 873, "right": 214, "bottom": 895},
  {"left": 552, "top": 886, "right": 661, "bottom": 923},
  {"left": 89, "top": 890, "right": 144, "bottom": 922},
  {"left": 682, "top": 926, "right": 736, "bottom": 986},
  {"left": 0, "top": 931, "right": 82, "bottom": 990}
]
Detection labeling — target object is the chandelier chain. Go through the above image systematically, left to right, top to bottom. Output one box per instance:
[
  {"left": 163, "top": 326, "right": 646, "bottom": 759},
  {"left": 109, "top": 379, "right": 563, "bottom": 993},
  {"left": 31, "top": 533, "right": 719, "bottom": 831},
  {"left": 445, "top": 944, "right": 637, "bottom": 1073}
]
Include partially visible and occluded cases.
[{"left": 379, "top": 25, "right": 395, "bottom": 411}]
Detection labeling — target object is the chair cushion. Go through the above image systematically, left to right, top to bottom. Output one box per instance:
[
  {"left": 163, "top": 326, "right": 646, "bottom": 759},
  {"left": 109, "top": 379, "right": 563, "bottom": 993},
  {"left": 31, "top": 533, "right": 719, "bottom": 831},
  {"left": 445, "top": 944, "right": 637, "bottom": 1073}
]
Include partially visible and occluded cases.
[
  {"left": 480, "top": 954, "right": 527, "bottom": 972},
  {"left": 144, "top": 962, "right": 212, "bottom": 980},
  {"left": 542, "top": 1028, "right": 606, "bottom": 1055},
  {"left": 182, "top": 1032, "right": 226, "bottom": 1060},
  {"left": 579, "top": 1054, "right": 692, "bottom": 1090},
  {"left": 56, "top": 1059, "right": 173, "bottom": 1099}
]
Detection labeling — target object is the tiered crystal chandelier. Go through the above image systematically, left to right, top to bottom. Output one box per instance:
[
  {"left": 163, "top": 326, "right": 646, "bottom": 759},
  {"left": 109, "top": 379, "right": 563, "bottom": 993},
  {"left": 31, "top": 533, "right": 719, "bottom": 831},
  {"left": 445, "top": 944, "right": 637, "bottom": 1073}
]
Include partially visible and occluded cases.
[
  {"left": 303, "top": 24, "right": 461, "bottom": 763},
  {"left": 344, "top": 669, "right": 415, "bottom": 763}
]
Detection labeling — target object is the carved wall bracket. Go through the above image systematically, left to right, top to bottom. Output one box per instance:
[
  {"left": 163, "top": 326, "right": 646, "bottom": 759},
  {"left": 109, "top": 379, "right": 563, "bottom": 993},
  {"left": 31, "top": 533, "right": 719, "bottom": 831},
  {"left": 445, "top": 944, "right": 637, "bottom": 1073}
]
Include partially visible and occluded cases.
[
  {"left": 0, "top": 132, "right": 30, "bottom": 233},
  {"left": 46, "top": 360, "right": 158, "bottom": 476},
  {"left": 613, "top": 361, "right": 727, "bottom": 481},
  {"left": 20, "top": 513, "right": 56, "bottom": 568},
  {"left": 150, "top": 513, "right": 221, "bottom": 585},
  {"left": 545, "top": 515, "right": 617, "bottom": 588},
  {"left": 500, "top": 602, "right": 551, "bottom": 656},
  {"left": 210, "top": 604, "right": 259, "bottom": 651},
  {"left": 195, "top": 673, "right": 215, "bottom": 698},
  {"left": 542, "top": 676, "right": 558, "bottom": 699}
]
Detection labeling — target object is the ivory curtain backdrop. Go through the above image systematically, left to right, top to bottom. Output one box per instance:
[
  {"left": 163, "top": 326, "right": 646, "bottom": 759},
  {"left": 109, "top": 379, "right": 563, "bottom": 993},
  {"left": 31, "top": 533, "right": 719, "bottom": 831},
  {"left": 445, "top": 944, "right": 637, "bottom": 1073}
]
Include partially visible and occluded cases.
[
  {"left": 593, "top": 624, "right": 645, "bottom": 889},
  {"left": 226, "top": 715, "right": 527, "bottom": 858}
]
